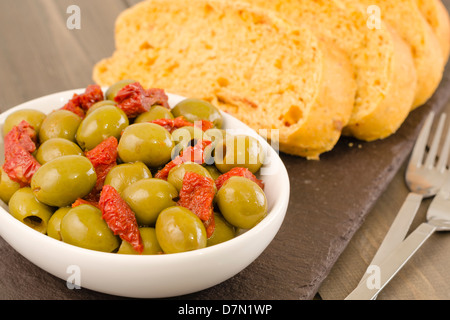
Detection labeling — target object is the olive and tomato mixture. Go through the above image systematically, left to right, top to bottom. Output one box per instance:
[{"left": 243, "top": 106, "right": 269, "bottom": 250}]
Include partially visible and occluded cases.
[{"left": 0, "top": 81, "right": 268, "bottom": 255}]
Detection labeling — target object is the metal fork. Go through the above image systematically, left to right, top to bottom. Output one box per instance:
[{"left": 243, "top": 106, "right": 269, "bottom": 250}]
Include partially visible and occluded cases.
[
  {"left": 346, "top": 112, "right": 450, "bottom": 300},
  {"left": 345, "top": 171, "right": 450, "bottom": 300}
]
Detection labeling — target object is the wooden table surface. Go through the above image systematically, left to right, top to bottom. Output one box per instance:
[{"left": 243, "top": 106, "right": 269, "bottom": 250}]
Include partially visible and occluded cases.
[{"left": 1, "top": 0, "right": 449, "bottom": 300}]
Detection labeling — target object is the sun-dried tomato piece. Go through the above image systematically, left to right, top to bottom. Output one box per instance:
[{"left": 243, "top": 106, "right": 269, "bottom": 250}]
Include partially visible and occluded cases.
[
  {"left": 114, "top": 83, "right": 169, "bottom": 118},
  {"left": 61, "top": 84, "right": 104, "bottom": 118},
  {"left": 79, "top": 84, "right": 104, "bottom": 110},
  {"left": 146, "top": 88, "right": 170, "bottom": 109},
  {"left": 61, "top": 96, "right": 85, "bottom": 118},
  {"left": 151, "top": 116, "right": 214, "bottom": 133},
  {"left": 151, "top": 117, "right": 193, "bottom": 133},
  {"left": 4, "top": 120, "right": 37, "bottom": 152},
  {"left": 198, "top": 120, "right": 214, "bottom": 132},
  {"left": 3, "top": 121, "right": 40, "bottom": 187},
  {"left": 85, "top": 136, "right": 118, "bottom": 169},
  {"left": 84, "top": 137, "right": 118, "bottom": 201},
  {"left": 155, "top": 139, "right": 212, "bottom": 180},
  {"left": 179, "top": 139, "right": 212, "bottom": 163},
  {"left": 3, "top": 146, "right": 41, "bottom": 188},
  {"left": 154, "top": 158, "right": 183, "bottom": 181},
  {"left": 215, "top": 167, "right": 264, "bottom": 190},
  {"left": 177, "top": 171, "right": 216, "bottom": 238},
  {"left": 99, "top": 185, "right": 143, "bottom": 254},
  {"left": 72, "top": 198, "right": 100, "bottom": 209},
  {"left": 203, "top": 214, "right": 216, "bottom": 240}
]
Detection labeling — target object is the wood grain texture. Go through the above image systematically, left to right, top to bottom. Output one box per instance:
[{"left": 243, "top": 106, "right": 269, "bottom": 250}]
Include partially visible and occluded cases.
[
  {"left": 0, "top": 0, "right": 449, "bottom": 300},
  {"left": 0, "top": 0, "right": 125, "bottom": 111}
]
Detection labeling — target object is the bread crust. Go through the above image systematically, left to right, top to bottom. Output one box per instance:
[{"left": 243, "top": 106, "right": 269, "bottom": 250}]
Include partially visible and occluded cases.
[
  {"left": 338, "top": 0, "right": 445, "bottom": 109},
  {"left": 417, "top": 0, "right": 450, "bottom": 61},
  {"left": 411, "top": 11, "right": 445, "bottom": 108},
  {"left": 344, "top": 24, "right": 417, "bottom": 141},
  {"left": 281, "top": 39, "right": 356, "bottom": 159}
]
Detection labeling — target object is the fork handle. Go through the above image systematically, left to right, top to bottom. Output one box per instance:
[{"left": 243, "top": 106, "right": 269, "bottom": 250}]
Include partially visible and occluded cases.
[
  {"left": 355, "top": 192, "right": 422, "bottom": 291},
  {"left": 369, "top": 192, "right": 423, "bottom": 268},
  {"left": 345, "top": 222, "right": 437, "bottom": 300}
]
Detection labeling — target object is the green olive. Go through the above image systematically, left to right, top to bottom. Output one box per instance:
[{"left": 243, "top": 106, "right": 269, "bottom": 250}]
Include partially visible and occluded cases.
[
  {"left": 105, "top": 79, "right": 136, "bottom": 101},
  {"left": 172, "top": 98, "right": 223, "bottom": 129},
  {"left": 86, "top": 100, "right": 117, "bottom": 116},
  {"left": 76, "top": 105, "right": 129, "bottom": 151},
  {"left": 134, "top": 105, "right": 174, "bottom": 123},
  {"left": 3, "top": 109, "right": 46, "bottom": 137},
  {"left": 39, "top": 110, "right": 82, "bottom": 143},
  {"left": 118, "top": 123, "right": 174, "bottom": 168},
  {"left": 171, "top": 126, "right": 205, "bottom": 160},
  {"left": 172, "top": 126, "right": 204, "bottom": 146},
  {"left": 203, "top": 128, "right": 230, "bottom": 165},
  {"left": 203, "top": 128, "right": 228, "bottom": 143},
  {"left": 214, "top": 135, "right": 264, "bottom": 174},
  {"left": 34, "top": 138, "right": 83, "bottom": 165},
  {"left": 31, "top": 155, "right": 97, "bottom": 207},
  {"left": 104, "top": 161, "right": 152, "bottom": 195},
  {"left": 167, "top": 162, "right": 213, "bottom": 192},
  {"left": 203, "top": 165, "right": 222, "bottom": 181},
  {"left": 0, "top": 167, "right": 21, "bottom": 204},
  {"left": 216, "top": 176, "right": 267, "bottom": 229},
  {"left": 122, "top": 178, "right": 178, "bottom": 226},
  {"left": 8, "top": 187, "right": 55, "bottom": 234},
  {"left": 60, "top": 204, "right": 120, "bottom": 253},
  {"left": 155, "top": 206, "right": 207, "bottom": 254},
  {"left": 47, "top": 207, "right": 71, "bottom": 241},
  {"left": 207, "top": 213, "right": 236, "bottom": 247},
  {"left": 117, "top": 227, "right": 163, "bottom": 255}
]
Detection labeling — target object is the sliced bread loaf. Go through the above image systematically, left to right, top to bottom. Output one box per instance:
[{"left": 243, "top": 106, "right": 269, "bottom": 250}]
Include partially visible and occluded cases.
[
  {"left": 93, "top": 0, "right": 357, "bottom": 159},
  {"left": 236, "top": 0, "right": 416, "bottom": 142},
  {"left": 337, "top": 0, "right": 445, "bottom": 109},
  {"left": 416, "top": 0, "right": 450, "bottom": 60}
]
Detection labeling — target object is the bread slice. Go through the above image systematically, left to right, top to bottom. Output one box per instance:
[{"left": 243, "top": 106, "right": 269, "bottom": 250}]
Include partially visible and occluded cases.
[
  {"left": 93, "top": 0, "right": 357, "bottom": 159},
  {"left": 235, "top": 0, "right": 416, "bottom": 142},
  {"left": 337, "top": 0, "right": 445, "bottom": 109},
  {"left": 416, "top": 0, "right": 450, "bottom": 60}
]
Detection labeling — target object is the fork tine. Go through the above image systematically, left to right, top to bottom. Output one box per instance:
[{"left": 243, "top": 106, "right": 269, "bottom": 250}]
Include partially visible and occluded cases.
[
  {"left": 410, "top": 112, "right": 434, "bottom": 168},
  {"left": 425, "top": 113, "right": 447, "bottom": 169},
  {"left": 437, "top": 117, "right": 450, "bottom": 172}
]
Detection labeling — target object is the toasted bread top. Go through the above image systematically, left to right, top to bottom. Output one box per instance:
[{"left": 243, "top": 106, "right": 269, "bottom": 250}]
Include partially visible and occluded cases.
[
  {"left": 93, "top": 0, "right": 356, "bottom": 159},
  {"left": 236, "top": 0, "right": 416, "bottom": 141},
  {"left": 337, "top": 0, "right": 445, "bottom": 109},
  {"left": 416, "top": 0, "right": 450, "bottom": 60}
]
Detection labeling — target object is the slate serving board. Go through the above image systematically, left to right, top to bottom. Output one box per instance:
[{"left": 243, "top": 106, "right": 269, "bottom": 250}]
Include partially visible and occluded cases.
[{"left": 0, "top": 0, "right": 449, "bottom": 300}]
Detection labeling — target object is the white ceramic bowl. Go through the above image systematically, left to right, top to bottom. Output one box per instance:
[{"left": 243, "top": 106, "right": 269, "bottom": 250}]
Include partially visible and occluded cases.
[{"left": 0, "top": 88, "right": 290, "bottom": 298}]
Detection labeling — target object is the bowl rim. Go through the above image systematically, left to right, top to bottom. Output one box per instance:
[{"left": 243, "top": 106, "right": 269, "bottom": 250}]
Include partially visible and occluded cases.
[{"left": 0, "top": 87, "right": 290, "bottom": 263}]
